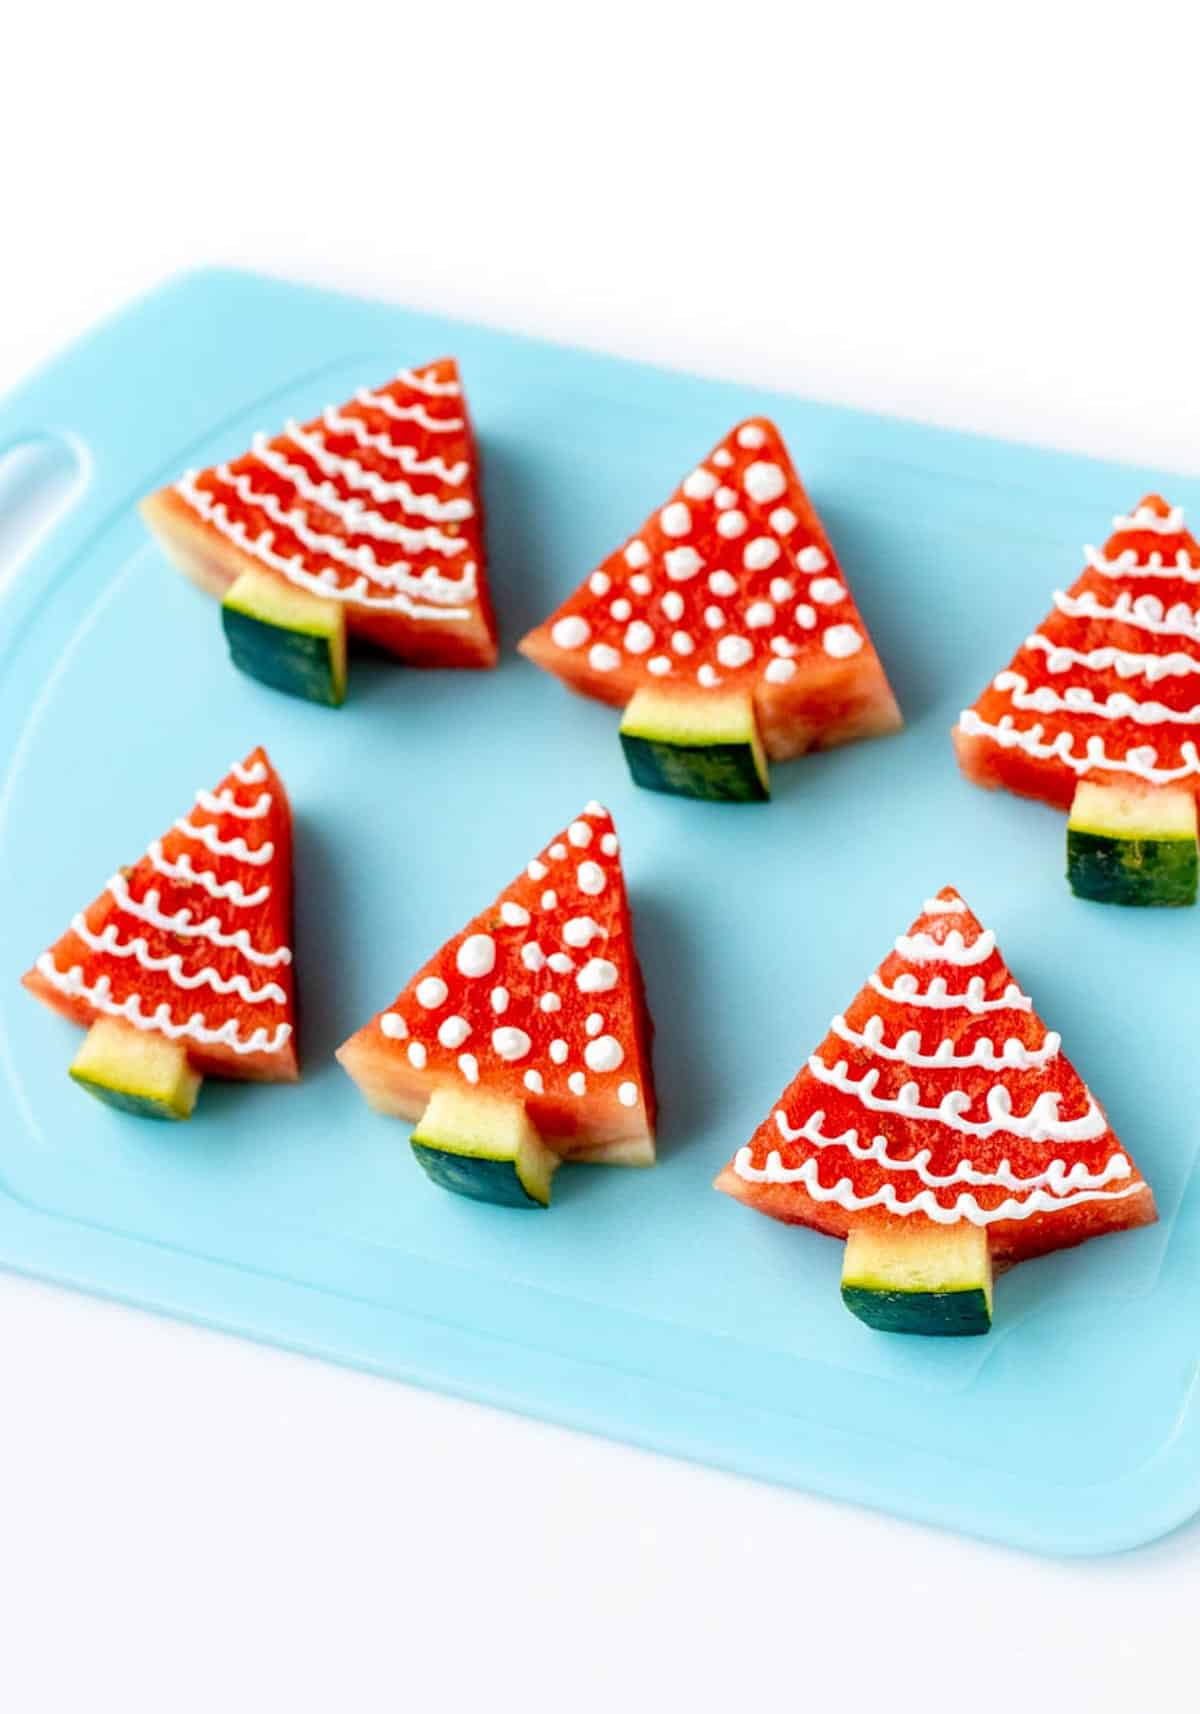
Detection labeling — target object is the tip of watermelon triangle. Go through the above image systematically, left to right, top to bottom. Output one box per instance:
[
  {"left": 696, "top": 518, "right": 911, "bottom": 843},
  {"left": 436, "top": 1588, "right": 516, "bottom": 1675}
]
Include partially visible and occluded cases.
[{"left": 1135, "top": 493, "right": 1173, "bottom": 519}]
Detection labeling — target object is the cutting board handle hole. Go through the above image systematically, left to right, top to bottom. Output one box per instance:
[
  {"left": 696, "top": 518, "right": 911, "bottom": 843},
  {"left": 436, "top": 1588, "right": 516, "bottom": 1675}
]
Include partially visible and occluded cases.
[{"left": 0, "top": 433, "right": 90, "bottom": 589}]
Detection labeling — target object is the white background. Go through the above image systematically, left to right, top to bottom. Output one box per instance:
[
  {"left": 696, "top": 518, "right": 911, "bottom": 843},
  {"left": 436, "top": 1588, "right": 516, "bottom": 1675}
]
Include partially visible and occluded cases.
[{"left": 3, "top": 3, "right": 1199, "bottom": 1708}]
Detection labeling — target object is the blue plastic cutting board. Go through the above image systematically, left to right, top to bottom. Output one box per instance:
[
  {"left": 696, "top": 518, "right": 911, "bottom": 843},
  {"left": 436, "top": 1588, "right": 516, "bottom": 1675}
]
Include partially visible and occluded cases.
[{"left": 2, "top": 269, "right": 1198, "bottom": 1557}]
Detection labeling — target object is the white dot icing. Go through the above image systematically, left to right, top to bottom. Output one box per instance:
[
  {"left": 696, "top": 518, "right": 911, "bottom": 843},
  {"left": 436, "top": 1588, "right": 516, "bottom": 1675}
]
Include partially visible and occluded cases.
[
  {"left": 737, "top": 424, "right": 766, "bottom": 448},
  {"left": 713, "top": 447, "right": 733, "bottom": 467},
  {"left": 743, "top": 461, "right": 786, "bottom": 504},
  {"left": 683, "top": 468, "right": 718, "bottom": 500},
  {"left": 714, "top": 486, "right": 738, "bottom": 510},
  {"left": 661, "top": 501, "right": 691, "bottom": 538},
  {"left": 770, "top": 508, "right": 798, "bottom": 535},
  {"left": 716, "top": 511, "right": 747, "bottom": 539},
  {"left": 744, "top": 537, "right": 780, "bottom": 571},
  {"left": 624, "top": 540, "right": 650, "bottom": 568},
  {"left": 665, "top": 546, "right": 704, "bottom": 581},
  {"left": 798, "top": 546, "right": 828, "bottom": 573},
  {"left": 708, "top": 569, "right": 737, "bottom": 596},
  {"left": 589, "top": 571, "right": 611, "bottom": 596},
  {"left": 630, "top": 573, "right": 652, "bottom": 595},
  {"left": 770, "top": 577, "right": 795, "bottom": 603},
  {"left": 810, "top": 577, "right": 846, "bottom": 605},
  {"left": 662, "top": 591, "right": 685, "bottom": 621},
  {"left": 610, "top": 598, "right": 632, "bottom": 622},
  {"left": 746, "top": 601, "right": 775, "bottom": 628},
  {"left": 794, "top": 603, "right": 817, "bottom": 629},
  {"left": 704, "top": 606, "right": 726, "bottom": 630},
  {"left": 552, "top": 615, "right": 589, "bottom": 650},
  {"left": 625, "top": 620, "right": 654, "bottom": 654},
  {"left": 824, "top": 623, "right": 863, "bottom": 658},
  {"left": 671, "top": 631, "right": 695, "bottom": 655},
  {"left": 717, "top": 634, "right": 753, "bottom": 668},
  {"left": 770, "top": 636, "right": 799, "bottom": 657},
  {"left": 589, "top": 643, "right": 621, "bottom": 672},
  {"left": 765, "top": 657, "right": 797, "bottom": 684},
  {"left": 698, "top": 664, "right": 721, "bottom": 688},
  {"left": 568, "top": 819, "right": 592, "bottom": 848},
  {"left": 601, "top": 832, "right": 618, "bottom": 855},
  {"left": 549, "top": 843, "right": 567, "bottom": 860},
  {"left": 527, "top": 859, "right": 548, "bottom": 881},
  {"left": 577, "top": 861, "right": 606, "bottom": 895},
  {"left": 541, "top": 889, "right": 557, "bottom": 910},
  {"left": 500, "top": 901, "right": 530, "bottom": 927},
  {"left": 563, "top": 915, "right": 604, "bottom": 947},
  {"left": 456, "top": 934, "right": 496, "bottom": 978},
  {"left": 521, "top": 943, "right": 546, "bottom": 972},
  {"left": 547, "top": 952, "right": 574, "bottom": 974},
  {"left": 577, "top": 958, "right": 618, "bottom": 993},
  {"left": 490, "top": 986, "right": 509, "bottom": 1013},
  {"left": 539, "top": 993, "right": 561, "bottom": 1012},
  {"left": 380, "top": 1012, "right": 408, "bottom": 1040},
  {"left": 586, "top": 1012, "right": 604, "bottom": 1036},
  {"left": 438, "top": 1014, "right": 471, "bottom": 1049},
  {"left": 492, "top": 1027, "right": 531, "bottom": 1062},
  {"left": 584, "top": 1035, "right": 624, "bottom": 1073},
  {"left": 550, "top": 1039, "right": 569, "bottom": 1064},
  {"left": 407, "top": 1041, "right": 427, "bottom": 1069},
  {"left": 458, "top": 1052, "right": 479, "bottom": 1084},
  {"left": 524, "top": 1069, "right": 544, "bottom": 1095},
  {"left": 568, "top": 1071, "right": 587, "bottom": 1096},
  {"left": 618, "top": 1081, "right": 639, "bottom": 1108}
]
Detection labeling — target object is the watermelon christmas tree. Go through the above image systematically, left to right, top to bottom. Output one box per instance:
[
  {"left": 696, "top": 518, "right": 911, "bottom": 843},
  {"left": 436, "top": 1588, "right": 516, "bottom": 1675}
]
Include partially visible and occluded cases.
[
  {"left": 141, "top": 360, "right": 496, "bottom": 706},
  {"left": 519, "top": 418, "right": 901, "bottom": 802},
  {"left": 956, "top": 495, "right": 1200, "bottom": 906},
  {"left": 23, "top": 748, "right": 298, "bottom": 1118},
  {"left": 338, "top": 803, "right": 656, "bottom": 1208},
  {"left": 715, "top": 888, "right": 1155, "bottom": 1335}
]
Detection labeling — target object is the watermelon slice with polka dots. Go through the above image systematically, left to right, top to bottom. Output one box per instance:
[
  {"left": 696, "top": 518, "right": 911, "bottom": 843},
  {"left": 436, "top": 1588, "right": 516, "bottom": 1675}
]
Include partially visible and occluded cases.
[
  {"left": 519, "top": 419, "right": 901, "bottom": 801},
  {"left": 336, "top": 802, "right": 656, "bottom": 1208}
]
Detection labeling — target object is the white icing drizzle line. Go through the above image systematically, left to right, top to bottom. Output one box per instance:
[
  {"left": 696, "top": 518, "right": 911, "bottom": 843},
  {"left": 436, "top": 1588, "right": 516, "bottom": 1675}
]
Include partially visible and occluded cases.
[
  {"left": 395, "top": 366, "right": 461, "bottom": 398},
  {"left": 355, "top": 387, "right": 463, "bottom": 433},
  {"left": 321, "top": 408, "right": 468, "bottom": 484},
  {"left": 260, "top": 428, "right": 474, "bottom": 523},
  {"left": 214, "top": 464, "right": 469, "bottom": 561},
  {"left": 172, "top": 474, "right": 474, "bottom": 620},
  {"left": 1112, "top": 503, "right": 1185, "bottom": 536},
  {"left": 1085, "top": 544, "right": 1200, "bottom": 584},
  {"left": 1053, "top": 587, "right": 1200, "bottom": 641},
  {"left": 1026, "top": 631, "right": 1200, "bottom": 685},
  {"left": 995, "top": 669, "right": 1200, "bottom": 728},
  {"left": 957, "top": 708, "right": 1200, "bottom": 786},
  {"left": 231, "top": 758, "right": 268, "bottom": 785},
  {"left": 194, "top": 787, "right": 272, "bottom": 819},
  {"left": 173, "top": 816, "right": 275, "bottom": 866},
  {"left": 147, "top": 841, "right": 270, "bottom": 908},
  {"left": 106, "top": 872, "right": 291, "bottom": 968},
  {"left": 69, "top": 917, "right": 287, "bottom": 1005},
  {"left": 894, "top": 927, "right": 995, "bottom": 967},
  {"left": 36, "top": 955, "right": 291, "bottom": 1056},
  {"left": 869, "top": 971, "right": 1032, "bottom": 1014},
  {"left": 830, "top": 1012, "right": 1059, "bottom": 1072},
  {"left": 807, "top": 1055, "right": 1106, "bottom": 1143},
  {"left": 772, "top": 1108, "right": 1130, "bottom": 1193}
]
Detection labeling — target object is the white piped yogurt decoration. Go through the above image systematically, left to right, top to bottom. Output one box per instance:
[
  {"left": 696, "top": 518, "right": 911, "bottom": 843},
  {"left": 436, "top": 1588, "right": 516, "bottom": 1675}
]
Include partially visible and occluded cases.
[
  {"left": 743, "top": 462, "right": 786, "bottom": 504},
  {"left": 660, "top": 501, "right": 691, "bottom": 537},
  {"left": 810, "top": 577, "right": 846, "bottom": 606},
  {"left": 552, "top": 615, "right": 590, "bottom": 650},
  {"left": 823, "top": 624, "right": 863, "bottom": 659},
  {"left": 577, "top": 861, "right": 606, "bottom": 895},
  {"left": 457, "top": 934, "right": 496, "bottom": 977},
  {"left": 416, "top": 976, "right": 449, "bottom": 1008},
  {"left": 492, "top": 1026, "right": 532, "bottom": 1061}
]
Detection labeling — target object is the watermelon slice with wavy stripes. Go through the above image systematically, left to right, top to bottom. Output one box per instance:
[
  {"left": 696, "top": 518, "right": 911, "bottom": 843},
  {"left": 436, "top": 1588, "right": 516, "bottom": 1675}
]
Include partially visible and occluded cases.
[
  {"left": 141, "top": 360, "right": 496, "bottom": 704},
  {"left": 955, "top": 496, "right": 1200, "bottom": 905},
  {"left": 23, "top": 747, "right": 297, "bottom": 1118},
  {"left": 715, "top": 887, "right": 1156, "bottom": 1334}
]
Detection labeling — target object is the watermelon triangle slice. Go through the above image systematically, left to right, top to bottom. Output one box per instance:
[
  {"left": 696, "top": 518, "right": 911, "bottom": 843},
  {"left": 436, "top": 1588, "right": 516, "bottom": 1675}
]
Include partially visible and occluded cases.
[
  {"left": 141, "top": 359, "right": 497, "bottom": 706},
  {"left": 519, "top": 418, "right": 901, "bottom": 801},
  {"left": 954, "top": 495, "right": 1200, "bottom": 905},
  {"left": 23, "top": 747, "right": 298, "bottom": 1118},
  {"left": 337, "top": 803, "right": 656, "bottom": 1208},
  {"left": 715, "top": 887, "right": 1156, "bottom": 1334}
]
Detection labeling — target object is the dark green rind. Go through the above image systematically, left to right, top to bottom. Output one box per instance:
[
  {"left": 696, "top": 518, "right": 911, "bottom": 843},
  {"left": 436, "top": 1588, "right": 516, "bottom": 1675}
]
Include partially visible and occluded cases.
[
  {"left": 221, "top": 604, "right": 346, "bottom": 707},
  {"left": 620, "top": 732, "right": 769, "bottom": 803},
  {"left": 1067, "top": 828, "right": 1198, "bottom": 908},
  {"left": 69, "top": 1070, "right": 190, "bottom": 1122},
  {"left": 410, "top": 1141, "right": 547, "bottom": 1209},
  {"left": 841, "top": 1283, "right": 993, "bottom": 1337}
]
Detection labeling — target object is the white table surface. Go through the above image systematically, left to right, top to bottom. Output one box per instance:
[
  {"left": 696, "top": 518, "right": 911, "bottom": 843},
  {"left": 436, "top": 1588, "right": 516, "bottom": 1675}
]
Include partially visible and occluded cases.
[{"left": 4, "top": 4, "right": 1198, "bottom": 1707}]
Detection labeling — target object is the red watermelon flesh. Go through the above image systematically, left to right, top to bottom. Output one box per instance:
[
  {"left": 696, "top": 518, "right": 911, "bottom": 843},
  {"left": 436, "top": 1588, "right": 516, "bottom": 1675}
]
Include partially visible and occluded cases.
[
  {"left": 141, "top": 359, "right": 497, "bottom": 670},
  {"left": 519, "top": 418, "right": 901, "bottom": 761},
  {"left": 955, "top": 495, "right": 1200, "bottom": 809},
  {"left": 23, "top": 747, "right": 298, "bottom": 1083},
  {"left": 337, "top": 804, "right": 656, "bottom": 1159},
  {"left": 715, "top": 887, "right": 1155, "bottom": 1268}
]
